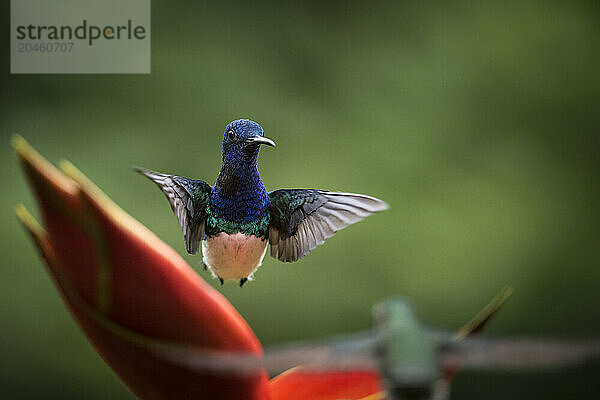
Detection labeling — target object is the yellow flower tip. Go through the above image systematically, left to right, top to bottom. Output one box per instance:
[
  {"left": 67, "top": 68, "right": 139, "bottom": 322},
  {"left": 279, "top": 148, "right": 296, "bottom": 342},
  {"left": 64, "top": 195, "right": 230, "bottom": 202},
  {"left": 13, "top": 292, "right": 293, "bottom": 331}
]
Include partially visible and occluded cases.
[
  {"left": 11, "top": 134, "right": 27, "bottom": 152},
  {"left": 11, "top": 135, "right": 45, "bottom": 169},
  {"left": 12, "top": 135, "right": 42, "bottom": 164},
  {"left": 13, "top": 137, "right": 78, "bottom": 196},
  {"left": 59, "top": 159, "right": 167, "bottom": 251},
  {"left": 59, "top": 159, "right": 127, "bottom": 220},
  {"left": 59, "top": 159, "right": 91, "bottom": 187},
  {"left": 60, "top": 159, "right": 110, "bottom": 203},
  {"left": 14, "top": 203, "right": 47, "bottom": 245},
  {"left": 15, "top": 204, "right": 58, "bottom": 269},
  {"left": 492, "top": 284, "right": 513, "bottom": 309},
  {"left": 454, "top": 285, "right": 513, "bottom": 340},
  {"left": 502, "top": 285, "right": 514, "bottom": 298}
]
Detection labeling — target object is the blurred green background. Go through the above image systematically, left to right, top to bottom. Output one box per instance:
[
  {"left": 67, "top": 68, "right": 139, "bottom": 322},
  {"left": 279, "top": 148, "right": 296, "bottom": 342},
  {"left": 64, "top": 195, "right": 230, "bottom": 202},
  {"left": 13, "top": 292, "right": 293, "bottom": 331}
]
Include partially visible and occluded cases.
[{"left": 2, "top": 1, "right": 599, "bottom": 398}]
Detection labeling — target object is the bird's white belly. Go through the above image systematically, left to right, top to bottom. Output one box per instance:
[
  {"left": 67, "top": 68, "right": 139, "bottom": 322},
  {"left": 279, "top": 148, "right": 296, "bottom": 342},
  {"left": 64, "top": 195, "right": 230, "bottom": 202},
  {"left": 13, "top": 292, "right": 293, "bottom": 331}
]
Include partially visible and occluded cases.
[{"left": 202, "top": 233, "right": 268, "bottom": 281}]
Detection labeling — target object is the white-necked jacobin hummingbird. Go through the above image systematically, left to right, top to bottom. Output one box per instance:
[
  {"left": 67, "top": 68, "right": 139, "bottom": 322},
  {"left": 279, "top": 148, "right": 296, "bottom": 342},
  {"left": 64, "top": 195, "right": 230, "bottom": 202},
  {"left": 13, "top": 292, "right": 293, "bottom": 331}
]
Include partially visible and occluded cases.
[{"left": 136, "top": 119, "right": 388, "bottom": 286}]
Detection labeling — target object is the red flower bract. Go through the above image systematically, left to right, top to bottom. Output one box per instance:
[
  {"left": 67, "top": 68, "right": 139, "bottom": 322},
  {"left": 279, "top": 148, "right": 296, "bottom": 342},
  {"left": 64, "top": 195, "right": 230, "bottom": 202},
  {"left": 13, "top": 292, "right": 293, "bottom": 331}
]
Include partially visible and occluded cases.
[
  {"left": 14, "top": 137, "right": 385, "bottom": 400},
  {"left": 14, "top": 137, "right": 270, "bottom": 400},
  {"left": 269, "top": 369, "right": 384, "bottom": 400}
]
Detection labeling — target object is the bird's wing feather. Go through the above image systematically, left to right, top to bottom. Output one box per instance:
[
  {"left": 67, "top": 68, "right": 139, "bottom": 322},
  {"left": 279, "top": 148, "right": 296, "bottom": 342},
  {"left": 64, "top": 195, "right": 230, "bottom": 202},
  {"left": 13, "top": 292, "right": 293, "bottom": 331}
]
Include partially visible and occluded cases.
[
  {"left": 135, "top": 168, "right": 212, "bottom": 254},
  {"left": 268, "top": 189, "right": 388, "bottom": 262}
]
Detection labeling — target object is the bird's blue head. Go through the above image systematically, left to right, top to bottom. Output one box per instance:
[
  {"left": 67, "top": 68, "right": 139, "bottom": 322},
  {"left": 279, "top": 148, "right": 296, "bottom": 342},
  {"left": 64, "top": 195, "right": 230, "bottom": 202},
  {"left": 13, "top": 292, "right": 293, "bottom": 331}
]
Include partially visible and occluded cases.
[{"left": 222, "top": 119, "right": 275, "bottom": 165}]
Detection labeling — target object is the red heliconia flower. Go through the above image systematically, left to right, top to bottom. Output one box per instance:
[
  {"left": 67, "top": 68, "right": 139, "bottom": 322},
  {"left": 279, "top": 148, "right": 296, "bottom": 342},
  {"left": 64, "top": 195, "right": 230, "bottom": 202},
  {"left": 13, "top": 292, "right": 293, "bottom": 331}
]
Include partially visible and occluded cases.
[
  {"left": 14, "top": 137, "right": 385, "bottom": 400},
  {"left": 270, "top": 369, "right": 385, "bottom": 400}
]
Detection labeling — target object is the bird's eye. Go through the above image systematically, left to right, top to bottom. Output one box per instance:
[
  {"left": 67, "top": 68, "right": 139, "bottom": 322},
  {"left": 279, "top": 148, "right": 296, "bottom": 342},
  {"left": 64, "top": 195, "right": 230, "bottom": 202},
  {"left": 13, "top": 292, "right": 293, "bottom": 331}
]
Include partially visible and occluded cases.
[{"left": 227, "top": 129, "right": 236, "bottom": 141}]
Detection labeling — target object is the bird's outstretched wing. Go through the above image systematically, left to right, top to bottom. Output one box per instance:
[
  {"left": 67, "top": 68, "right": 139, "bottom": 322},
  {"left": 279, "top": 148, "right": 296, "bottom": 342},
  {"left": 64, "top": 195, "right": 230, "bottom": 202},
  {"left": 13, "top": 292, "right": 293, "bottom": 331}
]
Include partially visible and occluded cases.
[
  {"left": 135, "top": 168, "right": 212, "bottom": 255},
  {"left": 268, "top": 189, "right": 388, "bottom": 262}
]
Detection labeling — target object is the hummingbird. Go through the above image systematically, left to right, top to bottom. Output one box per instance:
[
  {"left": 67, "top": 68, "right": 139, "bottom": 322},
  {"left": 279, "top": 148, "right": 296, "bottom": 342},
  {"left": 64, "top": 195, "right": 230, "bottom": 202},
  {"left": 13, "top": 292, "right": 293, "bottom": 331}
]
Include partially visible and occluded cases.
[{"left": 136, "top": 119, "right": 388, "bottom": 287}]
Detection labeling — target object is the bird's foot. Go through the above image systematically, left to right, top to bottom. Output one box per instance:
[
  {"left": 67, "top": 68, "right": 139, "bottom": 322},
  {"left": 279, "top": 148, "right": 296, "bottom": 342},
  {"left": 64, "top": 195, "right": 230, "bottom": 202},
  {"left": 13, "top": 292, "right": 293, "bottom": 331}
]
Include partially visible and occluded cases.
[
  {"left": 200, "top": 261, "right": 207, "bottom": 271},
  {"left": 219, "top": 277, "right": 224, "bottom": 286},
  {"left": 239, "top": 278, "right": 248, "bottom": 287}
]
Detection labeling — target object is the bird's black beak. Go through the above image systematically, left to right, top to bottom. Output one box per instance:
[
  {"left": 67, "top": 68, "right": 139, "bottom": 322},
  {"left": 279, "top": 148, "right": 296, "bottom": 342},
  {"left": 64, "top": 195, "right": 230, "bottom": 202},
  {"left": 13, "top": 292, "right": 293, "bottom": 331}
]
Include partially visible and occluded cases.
[{"left": 246, "top": 136, "right": 276, "bottom": 147}]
